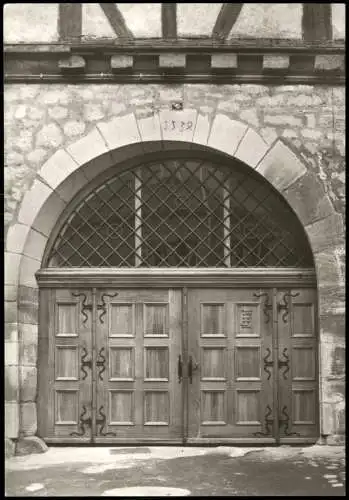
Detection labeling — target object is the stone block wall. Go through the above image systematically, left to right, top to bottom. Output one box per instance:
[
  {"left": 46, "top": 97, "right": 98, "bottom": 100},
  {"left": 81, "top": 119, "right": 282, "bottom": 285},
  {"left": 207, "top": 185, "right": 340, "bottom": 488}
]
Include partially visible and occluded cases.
[{"left": 4, "top": 83, "right": 345, "bottom": 444}]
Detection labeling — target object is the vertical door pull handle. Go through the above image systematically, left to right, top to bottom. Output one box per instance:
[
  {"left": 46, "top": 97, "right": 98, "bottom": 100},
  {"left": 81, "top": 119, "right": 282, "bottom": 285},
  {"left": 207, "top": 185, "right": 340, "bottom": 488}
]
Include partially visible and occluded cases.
[
  {"left": 178, "top": 355, "right": 183, "bottom": 383},
  {"left": 188, "top": 356, "right": 193, "bottom": 384}
]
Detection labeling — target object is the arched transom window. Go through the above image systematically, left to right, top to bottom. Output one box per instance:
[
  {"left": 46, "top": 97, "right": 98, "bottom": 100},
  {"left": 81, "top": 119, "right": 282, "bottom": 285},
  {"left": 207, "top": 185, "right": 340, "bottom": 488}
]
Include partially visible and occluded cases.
[{"left": 47, "top": 156, "right": 314, "bottom": 268}]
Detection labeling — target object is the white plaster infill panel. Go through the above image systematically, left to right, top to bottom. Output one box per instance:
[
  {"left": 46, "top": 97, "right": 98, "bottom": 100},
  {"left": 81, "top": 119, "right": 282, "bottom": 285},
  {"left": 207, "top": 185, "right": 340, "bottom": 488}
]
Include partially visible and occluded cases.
[
  {"left": 159, "top": 109, "right": 198, "bottom": 143},
  {"left": 193, "top": 112, "right": 211, "bottom": 147},
  {"left": 97, "top": 114, "right": 141, "bottom": 162},
  {"left": 137, "top": 114, "right": 162, "bottom": 143},
  {"left": 208, "top": 115, "right": 248, "bottom": 157},
  {"left": 66, "top": 127, "right": 110, "bottom": 167},
  {"left": 234, "top": 128, "right": 270, "bottom": 168},
  {"left": 256, "top": 140, "right": 307, "bottom": 192},
  {"left": 38, "top": 149, "right": 79, "bottom": 190},
  {"left": 17, "top": 180, "right": 53, "bottom": 228},
  {"left": 6, "top": 223, "right": 31, "bottom": 255},
  {"left": 19, "top": 256, "right": 41, "bottom": 288}
]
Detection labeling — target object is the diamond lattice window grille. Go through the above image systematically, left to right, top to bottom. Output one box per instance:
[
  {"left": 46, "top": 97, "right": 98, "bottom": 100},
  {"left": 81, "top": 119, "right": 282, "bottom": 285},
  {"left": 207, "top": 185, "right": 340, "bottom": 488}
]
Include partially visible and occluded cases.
[{"left": 47, "top": 158, "right": 314, "bottom": 268}]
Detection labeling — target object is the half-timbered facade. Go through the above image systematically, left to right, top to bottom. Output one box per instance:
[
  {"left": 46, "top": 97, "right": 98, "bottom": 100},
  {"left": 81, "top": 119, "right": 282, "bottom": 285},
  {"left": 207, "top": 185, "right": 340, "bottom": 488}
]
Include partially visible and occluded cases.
[{"left": 4, "top": 3, "right": 345, "bottom": 455}]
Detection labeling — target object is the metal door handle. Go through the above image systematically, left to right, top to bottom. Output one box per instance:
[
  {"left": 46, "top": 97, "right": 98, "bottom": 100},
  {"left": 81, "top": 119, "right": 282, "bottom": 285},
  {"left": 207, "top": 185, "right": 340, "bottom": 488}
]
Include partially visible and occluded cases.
[
  {"left": 178, "top": 355, "right": 183, "bottom": 383},
  {"left": 188, "top": 356, "right": 199, "bottom": 384}
]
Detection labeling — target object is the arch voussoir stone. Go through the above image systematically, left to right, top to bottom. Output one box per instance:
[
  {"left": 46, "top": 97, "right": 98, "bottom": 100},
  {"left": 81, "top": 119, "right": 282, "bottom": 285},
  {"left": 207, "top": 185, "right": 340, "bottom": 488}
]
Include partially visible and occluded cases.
[
  {"left": 207, "top": 114, "right": 248, "bottom": 157},
  {"left": 234, "top": 127, "right": 269, "bottom": 168},
  {"left": 256, "top": 139, "right": 307, "bottom": 192}
]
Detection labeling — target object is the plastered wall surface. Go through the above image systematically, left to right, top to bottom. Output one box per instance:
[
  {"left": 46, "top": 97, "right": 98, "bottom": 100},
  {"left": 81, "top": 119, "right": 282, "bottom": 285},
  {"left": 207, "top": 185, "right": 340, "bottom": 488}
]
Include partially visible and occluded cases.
[{"left": 3, "top": 3, "right": 346, "bottom": 42}]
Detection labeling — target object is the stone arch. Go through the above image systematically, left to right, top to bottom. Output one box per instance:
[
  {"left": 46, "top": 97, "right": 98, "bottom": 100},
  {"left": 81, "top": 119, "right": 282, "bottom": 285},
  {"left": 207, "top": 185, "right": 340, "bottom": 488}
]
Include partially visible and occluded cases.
[{"left": 5, "top": 111, "right": 344, "bottom": 445}]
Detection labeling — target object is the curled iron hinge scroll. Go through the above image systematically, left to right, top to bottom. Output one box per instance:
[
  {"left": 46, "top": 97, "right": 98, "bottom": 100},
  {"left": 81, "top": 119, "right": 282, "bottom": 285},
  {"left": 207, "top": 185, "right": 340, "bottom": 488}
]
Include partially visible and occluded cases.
[
  {"left": 277, "top": 291, "right": 300, "bottom": 323},
  {"left": 72, "top": 292, "right": 90, "bottom": 324},
  {"left": 98, "top": 292, "right": 119, "bottom": 324},
  {"left": 253, "top": 292, "right": 272, "bottom": 324},
  {"left": 80, "top": 346, "right": 93, "bottom": 380},
  {"left": 96, "top": 347, "right": 106, "bottom": 381},
  {"left": 263, "top": 348, "right": 274, "bottom": 381},
  {"left": 278, "top": 348, "right": 290, "bottom": 380},
  {"left": 254, "top": 404, "right": 273, "bottom": 437},
  {"left": 70, "top": 405, "right": 91, "bottom": 437},
  {"left": 96, "top": 405, "right": 116, "bottom": 437},
  {"left": 279, "top": 405, "right": 300, "bottom": 437}
]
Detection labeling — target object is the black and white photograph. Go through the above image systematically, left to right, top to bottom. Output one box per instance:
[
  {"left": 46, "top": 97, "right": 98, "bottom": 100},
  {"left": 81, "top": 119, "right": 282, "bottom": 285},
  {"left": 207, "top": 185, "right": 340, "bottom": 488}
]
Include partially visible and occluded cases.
[{"left": 4, "top": 2, "right": 345, "bottom": 496}]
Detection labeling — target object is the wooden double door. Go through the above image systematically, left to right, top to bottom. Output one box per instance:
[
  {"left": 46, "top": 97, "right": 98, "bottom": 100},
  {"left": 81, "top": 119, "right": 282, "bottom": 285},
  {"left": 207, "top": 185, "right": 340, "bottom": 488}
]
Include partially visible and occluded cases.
[{"left": 38, "top": 286, "right": 318, "bottom": 444}]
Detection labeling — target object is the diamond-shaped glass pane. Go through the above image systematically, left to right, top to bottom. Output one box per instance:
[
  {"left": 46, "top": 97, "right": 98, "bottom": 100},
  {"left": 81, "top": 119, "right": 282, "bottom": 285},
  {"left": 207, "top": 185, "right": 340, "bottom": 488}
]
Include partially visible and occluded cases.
[{"left": 47, "top": 157, "right": 314, "bottom": 268}]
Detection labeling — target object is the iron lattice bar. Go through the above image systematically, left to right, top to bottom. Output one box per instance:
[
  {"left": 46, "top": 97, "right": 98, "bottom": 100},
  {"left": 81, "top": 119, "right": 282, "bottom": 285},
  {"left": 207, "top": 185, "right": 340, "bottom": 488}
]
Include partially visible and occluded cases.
[{"left": 48, "top": 158, "right": 314, "bottom": 268}]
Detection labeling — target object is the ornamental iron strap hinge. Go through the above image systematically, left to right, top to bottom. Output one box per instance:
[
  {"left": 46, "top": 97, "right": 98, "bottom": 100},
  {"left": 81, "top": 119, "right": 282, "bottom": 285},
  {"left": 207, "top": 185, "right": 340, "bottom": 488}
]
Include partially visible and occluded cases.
[
  {"left": 72, "top": 291, "right": 118, "bottom": 324},
  {"left": 277, "top": 291, "right": 300, "bottom": 323},
  {"left": 253, "top": 292, "right": 273, "bottom": 324},
  {"left": 80, "top": 347, "right": 93, "bottom": 380},
  {"left": 96, "top": 347, "right": 106, "bottom": 381},
  {"left": 262, "top": 348, "right": 274, "bottom": 380},
  {"left": 278, "top": 348, "right": 290, "bottom": 379},
  {"left": 254, "top": 404, "right": 274, "bottom": 437},
  {"left": 70, "top": 405, "right": 92, "bottom": 437},
  {"left": 96, "top": 405, "right": 116, "bottom": 437},
  {"left": 279, "top": 406, "right": 300, "bottom": 437}
]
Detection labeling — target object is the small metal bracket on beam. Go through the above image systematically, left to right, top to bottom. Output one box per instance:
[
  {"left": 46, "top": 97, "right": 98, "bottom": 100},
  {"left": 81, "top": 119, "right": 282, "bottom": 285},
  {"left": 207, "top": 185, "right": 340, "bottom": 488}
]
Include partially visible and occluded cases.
[{"left": 58, "top": 55, "right": 86, "bottom": 73}]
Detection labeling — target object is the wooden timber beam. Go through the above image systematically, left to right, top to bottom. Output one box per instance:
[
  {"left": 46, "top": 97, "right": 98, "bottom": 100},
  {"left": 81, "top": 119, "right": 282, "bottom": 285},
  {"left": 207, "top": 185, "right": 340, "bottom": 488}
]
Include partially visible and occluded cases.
[
  {"left": 99, "top": 3, "right": 134, "bottom": 39},
  {"left": 212, "top": 3, "right": 244, "bottom": 39},
  {"left": 59, "top": 4, "right": 82, "bottom": 41},
  {"left": 162, "top": 4, "right": 177, "bottom": 39},
  {"left": 302, "top": 4, "right": 332, "bottom": 41}
]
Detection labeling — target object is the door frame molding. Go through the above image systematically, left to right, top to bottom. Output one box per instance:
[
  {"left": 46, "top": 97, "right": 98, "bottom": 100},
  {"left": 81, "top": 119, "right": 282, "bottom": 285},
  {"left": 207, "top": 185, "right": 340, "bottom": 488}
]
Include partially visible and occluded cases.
[{"left": 36, "top": 268, "right": 316, "bottom": 288}]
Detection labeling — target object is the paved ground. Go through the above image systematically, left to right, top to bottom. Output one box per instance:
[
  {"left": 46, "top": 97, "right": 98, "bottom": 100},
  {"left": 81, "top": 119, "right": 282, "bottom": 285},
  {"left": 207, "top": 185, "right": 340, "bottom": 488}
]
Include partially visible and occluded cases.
[{"left": 5, "top": 445, "right": 345, "bottom": 496}]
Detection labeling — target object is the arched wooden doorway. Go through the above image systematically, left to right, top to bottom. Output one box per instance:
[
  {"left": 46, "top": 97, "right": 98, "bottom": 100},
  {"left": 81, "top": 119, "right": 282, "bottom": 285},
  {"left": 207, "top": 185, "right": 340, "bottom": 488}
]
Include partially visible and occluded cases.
[{"left": 37, "top": 149, "right": 318, "bottom": 445}]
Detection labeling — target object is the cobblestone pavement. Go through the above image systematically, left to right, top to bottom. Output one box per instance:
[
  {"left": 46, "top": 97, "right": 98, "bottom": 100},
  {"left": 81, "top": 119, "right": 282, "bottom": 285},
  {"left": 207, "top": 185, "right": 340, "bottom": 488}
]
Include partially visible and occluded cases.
[{"left": 5, "top": 445, "right": 345, "bottom": 497}]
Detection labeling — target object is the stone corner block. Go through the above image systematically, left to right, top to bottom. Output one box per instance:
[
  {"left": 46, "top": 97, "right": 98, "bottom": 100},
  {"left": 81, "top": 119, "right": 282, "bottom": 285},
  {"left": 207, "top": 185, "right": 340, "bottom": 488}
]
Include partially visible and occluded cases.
[
  {"left": 159, "top": 53, "right": 186, "bottom": 68},
  {"left": 111, "top": 54, "right": 133, "bottom": 69},
  {"left": 211, "top": 54, "right": 237, "bottom": 69},
  {"left": 263, "top": 54, "right": 290, "bottom": 69},
  {"left": 314, "top": 55, "right": 345, "bottom": 71},
  {"left": 97, "top": 115, "right": 141, "bottom": 158},
  {"left": 208, "top": 115, "right": 248, "bottom": 157},
  {"left": 67, "top": 127, "right": 110, "bottom": 167},
  {"left": 234, "top": 128, "right": 269, "bottom": 168},
  {"left": 256, "top": 140, "right": 307, "bottom": 191},
  {"left": 39, "top": 149, "right": 79, "bottom": 190},
  {"left": 17, "top": 180, "right": 53, "bottom": 228},
  {"left": 306, "top": 213, "right": 345, "bottom": 254},
  {"left": 6, "top": 223, "right": 30, "bottom": 255},
  {"left": 5, "top": 252, "right": 22, "bottom": 286},
  {"left": 19, "top": 256, "right": 41, "bottom": 288},
  {"left": 5, "top": 402, "right": 19, "bottom": 439},
  {"left": 20, "top": 402, "right": 37, "bottom": 437},
  {"left": 325, "top": 434, "right": 346, "bottom": 446},
  {"left": 15, "top": 436, "right": 48, "bottom": 456},
  {"left": 5, "top": 437, "right": 16, "bottom": 458}
]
